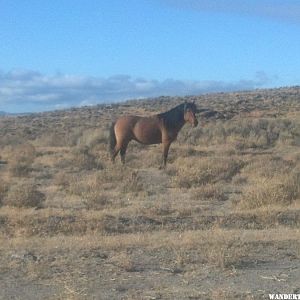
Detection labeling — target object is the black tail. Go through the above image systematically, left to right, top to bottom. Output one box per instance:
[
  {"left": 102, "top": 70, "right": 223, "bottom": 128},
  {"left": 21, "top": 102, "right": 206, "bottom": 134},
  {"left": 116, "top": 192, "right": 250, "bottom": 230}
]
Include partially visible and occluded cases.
[{"left": 109, "top": 122, "right": 116, "bottom": 159}]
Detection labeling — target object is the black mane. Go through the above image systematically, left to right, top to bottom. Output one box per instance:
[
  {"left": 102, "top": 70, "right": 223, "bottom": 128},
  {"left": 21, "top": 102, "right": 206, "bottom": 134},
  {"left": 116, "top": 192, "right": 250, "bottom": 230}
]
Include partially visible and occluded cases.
[{"left": 157, "top": 102, "right": 196, "bottom": 130}]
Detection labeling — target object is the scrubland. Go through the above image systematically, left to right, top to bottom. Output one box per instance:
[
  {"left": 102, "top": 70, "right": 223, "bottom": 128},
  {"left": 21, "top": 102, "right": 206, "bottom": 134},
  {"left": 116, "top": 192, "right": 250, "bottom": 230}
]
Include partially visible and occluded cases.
[{"left": 0, "top": 87, "right": 300, "bottom": 299}]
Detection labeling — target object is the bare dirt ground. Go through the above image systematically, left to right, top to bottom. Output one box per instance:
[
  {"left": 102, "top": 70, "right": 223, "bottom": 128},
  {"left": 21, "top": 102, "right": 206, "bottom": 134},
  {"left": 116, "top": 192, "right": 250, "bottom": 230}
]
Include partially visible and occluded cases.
[{"left": 0, "top": 87, "right": 300, "bottom": 299}]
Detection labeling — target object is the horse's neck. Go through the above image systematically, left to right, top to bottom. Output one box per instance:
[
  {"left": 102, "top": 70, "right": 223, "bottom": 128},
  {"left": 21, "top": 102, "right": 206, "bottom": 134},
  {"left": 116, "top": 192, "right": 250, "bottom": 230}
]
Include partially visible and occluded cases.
[
  {"left": 159, "top": 106, "right": 185, "bottom": 132},
  {"left": 168, "top": 116, "right": 186, "bottom": 136},
  {"left": 174, "top": 118, "right": 185, "bottom": 131}
]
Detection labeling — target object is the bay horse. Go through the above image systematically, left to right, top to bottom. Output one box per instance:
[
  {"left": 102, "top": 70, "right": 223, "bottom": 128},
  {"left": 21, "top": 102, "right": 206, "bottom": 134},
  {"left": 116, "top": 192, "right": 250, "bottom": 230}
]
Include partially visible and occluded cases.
[{"left": 109, "top": 102, "right": 198, "bottom": 168}]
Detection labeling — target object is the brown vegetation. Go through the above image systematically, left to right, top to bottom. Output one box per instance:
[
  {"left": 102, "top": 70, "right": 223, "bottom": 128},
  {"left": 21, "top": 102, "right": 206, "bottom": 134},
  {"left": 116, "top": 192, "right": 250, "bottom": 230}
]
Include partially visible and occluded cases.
[{"left": 0, "top": 87, "right": 300, "bottom": 299}]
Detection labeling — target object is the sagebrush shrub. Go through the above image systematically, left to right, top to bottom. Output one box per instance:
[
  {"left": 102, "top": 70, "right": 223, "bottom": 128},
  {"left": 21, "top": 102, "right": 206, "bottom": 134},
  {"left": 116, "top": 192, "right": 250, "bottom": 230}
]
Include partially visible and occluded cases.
[
  {"left": 9, "top": 143, "right": 36, "bottom": 177},
  {"left": 71, "top": 146, "right": 103, "bottom": 170},
  {"left": 172, "top": 157, "right": 244, "bottom": 188},
  {"left": 237, "top": 171, "right": 300, "bottom": 209},
  {"left": 3, "top": 182, "right": 46, "bottom": 208}
]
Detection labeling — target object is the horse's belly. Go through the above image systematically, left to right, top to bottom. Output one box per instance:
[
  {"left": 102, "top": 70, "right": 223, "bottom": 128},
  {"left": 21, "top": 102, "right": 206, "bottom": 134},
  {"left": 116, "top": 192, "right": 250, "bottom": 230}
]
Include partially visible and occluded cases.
[{"left": 133, "top": 123, "right": 162, "bottom": 144}]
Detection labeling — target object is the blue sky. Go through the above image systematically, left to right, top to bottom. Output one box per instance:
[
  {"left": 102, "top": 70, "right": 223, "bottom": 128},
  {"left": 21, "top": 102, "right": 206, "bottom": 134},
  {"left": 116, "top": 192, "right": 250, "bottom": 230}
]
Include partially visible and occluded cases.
[{"left": 0, "top": 0, "right": 300, "bottom": 112}]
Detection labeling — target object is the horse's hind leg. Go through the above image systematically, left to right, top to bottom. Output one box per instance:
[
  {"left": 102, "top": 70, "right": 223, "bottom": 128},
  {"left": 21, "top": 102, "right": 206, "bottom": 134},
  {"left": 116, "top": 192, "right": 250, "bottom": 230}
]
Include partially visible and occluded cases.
[
  {"left": 111, "top": 121, "right": 131, "bottom": 164},
  {"left": 111, "top": 138, "right": 129, "bottom": 164},
  {"left": 111, "top": 140, "right": 123, "bottom": 163},
  {"left": 120, "top": 141, "right": 129, "bottom": 164},
  {"left": 111, "top": 146, "right": 120, "bottom": 163}
]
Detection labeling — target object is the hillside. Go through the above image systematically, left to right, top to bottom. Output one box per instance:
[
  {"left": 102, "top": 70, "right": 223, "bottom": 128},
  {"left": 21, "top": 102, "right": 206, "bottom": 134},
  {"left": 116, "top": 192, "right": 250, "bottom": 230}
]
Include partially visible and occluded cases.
[{"left": 0, "top": 86, "right": 300, "bottom": 299}]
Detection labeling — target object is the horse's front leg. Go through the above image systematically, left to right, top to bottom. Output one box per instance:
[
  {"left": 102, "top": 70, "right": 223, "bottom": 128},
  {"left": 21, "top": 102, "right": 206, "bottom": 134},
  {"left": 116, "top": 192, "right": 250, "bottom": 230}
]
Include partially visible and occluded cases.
[{"left": 160, "top": 141, "right": 171, "bottom": 169}]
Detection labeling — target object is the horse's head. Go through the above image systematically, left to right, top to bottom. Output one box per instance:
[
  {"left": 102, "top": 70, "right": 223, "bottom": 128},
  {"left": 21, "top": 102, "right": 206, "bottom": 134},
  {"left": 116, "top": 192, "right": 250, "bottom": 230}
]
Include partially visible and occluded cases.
[{"left": 183, "top": 102, "right": 198, "bottom": 127}]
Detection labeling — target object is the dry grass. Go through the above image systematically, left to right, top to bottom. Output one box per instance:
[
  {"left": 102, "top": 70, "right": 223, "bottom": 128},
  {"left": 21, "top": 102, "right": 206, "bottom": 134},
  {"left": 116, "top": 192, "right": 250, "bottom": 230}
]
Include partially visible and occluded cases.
[
  {"left": 0, "top": 87, "right": 300, "bottom": 299},
  {"left": 6, "top": 143, "right": 36, "bottom": 177},
  {"left": 70, "top": 146, "right": 104, "bottom": 171},
  {"left": 235, "top": 155, "right": 300, "bottom": 210},
  {"left": 172, "top": 156, "right": 244, "bottom": 188},
  {"left": 237, "top": 170, "right": 300, "bottom": 210},
  {"left": 0, "top": 180, "right": 9, "bottom": 205},
  {"left": 2, "top": 181, "right": 46, "bottom": 208},
  {"left": 192, "top": 183, "right": 227, "bottom": 201},
  {"left": 1, "top": 227, "right": 299, "bottom": 251}
]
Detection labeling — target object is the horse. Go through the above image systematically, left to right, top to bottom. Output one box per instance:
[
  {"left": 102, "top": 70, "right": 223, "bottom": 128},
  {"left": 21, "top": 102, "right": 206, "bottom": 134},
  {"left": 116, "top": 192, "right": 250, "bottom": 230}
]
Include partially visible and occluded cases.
[{"left": 109, "top": 101, "right": 198, "bottom": 168}]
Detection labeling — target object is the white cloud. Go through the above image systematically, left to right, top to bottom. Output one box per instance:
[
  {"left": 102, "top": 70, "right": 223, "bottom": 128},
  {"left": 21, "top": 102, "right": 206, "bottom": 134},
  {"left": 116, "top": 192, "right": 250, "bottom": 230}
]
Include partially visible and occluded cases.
[{"left": 0, "top": 69, "right": 273, "bottom": 113}]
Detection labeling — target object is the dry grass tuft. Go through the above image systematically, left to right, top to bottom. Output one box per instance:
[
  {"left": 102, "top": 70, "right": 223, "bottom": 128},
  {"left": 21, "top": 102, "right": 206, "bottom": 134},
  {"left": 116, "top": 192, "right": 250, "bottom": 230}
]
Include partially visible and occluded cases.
[
  {"left": 76, "top": 128, "right": 107, "bottom": 149},
  {"left": 8, "top": 143, "right": 36, "bottom": 177},
  {"left": 71, "top": 146, "right": 104, "bottom": 170},
  {"left": 236, "top": 155, "right": 300, "bottom": 210},
  {"left": 172, "top": 156, "right": 244, "bottom": 188},
  {"left": 53, "top": 171, "right": 70, "bottom": 190},
  {"left": 122, "top": 171, "right": 145, "bottom": 195},
  {"left": 237, "top": 171, "right": 300, "bottom": 210},
  {"left": 66, "top": 172, "right": 127, "bottom": 209},
  {"left": 0, "top": 180, "right": 9, "bottom": 205},
  {"left": 3, "top": 181, "right": 46, "bottom": 208},
  {"left": 192, "top": 183, "right": 227, "bottom": 201},
  {"left": 83, "top": 191, "right": 110, "bottom": 210},
  {"left": 109, "top": 252, "right": 136, "bottom": 272}
]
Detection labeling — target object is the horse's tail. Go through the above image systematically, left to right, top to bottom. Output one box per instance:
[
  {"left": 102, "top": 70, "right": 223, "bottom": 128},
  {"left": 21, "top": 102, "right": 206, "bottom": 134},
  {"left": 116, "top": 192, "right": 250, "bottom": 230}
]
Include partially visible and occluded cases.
[{"left": 109, "top": 122, "right": 116, "bottom": 159}]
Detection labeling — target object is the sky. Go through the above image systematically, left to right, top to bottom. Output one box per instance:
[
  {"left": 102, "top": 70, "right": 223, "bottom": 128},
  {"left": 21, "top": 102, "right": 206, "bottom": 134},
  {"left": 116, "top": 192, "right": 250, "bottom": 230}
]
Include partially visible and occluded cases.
[{"left": 0, "top": 0, "right": 300, "bottom": 113}]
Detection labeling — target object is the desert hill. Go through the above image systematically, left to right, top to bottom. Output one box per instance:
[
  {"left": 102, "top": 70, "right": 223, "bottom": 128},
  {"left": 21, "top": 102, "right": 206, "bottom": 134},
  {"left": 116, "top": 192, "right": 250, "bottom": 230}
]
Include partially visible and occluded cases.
[{"left": 0, "top": 86, "right": 299, "bottom": 299}]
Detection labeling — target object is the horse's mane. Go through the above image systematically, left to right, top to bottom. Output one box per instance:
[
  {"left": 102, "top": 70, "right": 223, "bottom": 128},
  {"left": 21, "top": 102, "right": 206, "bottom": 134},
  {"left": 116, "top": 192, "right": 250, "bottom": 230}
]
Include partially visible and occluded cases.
[{"left": 157, "top": 103, "right": 196, "bottom": 130}]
